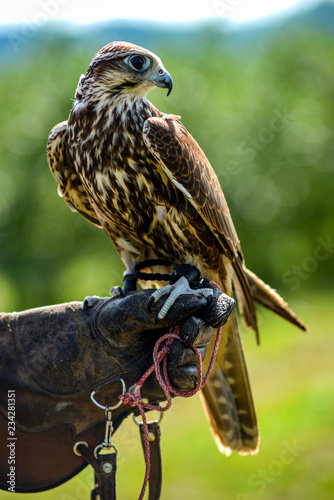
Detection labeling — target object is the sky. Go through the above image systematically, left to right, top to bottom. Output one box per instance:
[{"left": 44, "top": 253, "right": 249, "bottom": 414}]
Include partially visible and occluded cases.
[{"left": 1, "top": 0, "right": 324, "bottom": 25}]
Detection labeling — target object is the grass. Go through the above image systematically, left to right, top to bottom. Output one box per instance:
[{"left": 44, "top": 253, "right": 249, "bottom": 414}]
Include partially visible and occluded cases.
[{"left": 2, "top": 292, "right": 333, "bottom": 500}]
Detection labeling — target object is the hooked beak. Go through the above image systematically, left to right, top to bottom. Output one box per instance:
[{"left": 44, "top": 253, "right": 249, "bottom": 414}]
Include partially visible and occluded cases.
[{"left": 150, "top": 69, "right": 173, "bottom": 96}]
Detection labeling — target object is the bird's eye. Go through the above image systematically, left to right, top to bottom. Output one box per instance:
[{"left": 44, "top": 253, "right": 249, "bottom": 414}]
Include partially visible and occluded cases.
[{"left": 128, "top": 55, "right": 148, "bottom": 71}]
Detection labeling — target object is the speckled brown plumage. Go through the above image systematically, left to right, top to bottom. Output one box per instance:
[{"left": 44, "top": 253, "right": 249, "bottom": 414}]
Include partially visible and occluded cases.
[{"left": 47, "top": 41, "right": 307, "bottom": 456}]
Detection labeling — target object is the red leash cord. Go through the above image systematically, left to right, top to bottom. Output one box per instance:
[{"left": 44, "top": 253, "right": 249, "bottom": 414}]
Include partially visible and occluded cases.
[{"left": 119, "top": 282, "right": 223, "bottom": 500}]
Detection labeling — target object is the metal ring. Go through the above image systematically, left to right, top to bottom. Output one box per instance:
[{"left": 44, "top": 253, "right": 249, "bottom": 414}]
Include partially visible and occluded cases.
[
  {"left": 90, "top": 378, "right": 126, "bottom": 411},
  {"left": 132, "top": 411, "right": 164, "bottom": 427},
  {"left": 73, "top": 441, "right": 88, "bottom": 456},
  {"left": 94, "top": 443, "right": 118, "bottom": 460}
]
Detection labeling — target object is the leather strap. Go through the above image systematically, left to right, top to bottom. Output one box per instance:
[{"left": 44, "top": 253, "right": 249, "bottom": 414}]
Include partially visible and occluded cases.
[
  {"left": 75, "top": 421, "right": 163, "bottom": 500},
  {"left": 139, "top": 421, "right": 162, "bottom": 500},
  {"left": 75, "top": 443, "right": 117, "bottom": 500}
]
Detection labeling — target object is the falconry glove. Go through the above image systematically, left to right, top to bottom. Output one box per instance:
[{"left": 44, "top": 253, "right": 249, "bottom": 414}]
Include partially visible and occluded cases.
[{"left": 0, "top": 284, "right": 234, "bottom": 493}]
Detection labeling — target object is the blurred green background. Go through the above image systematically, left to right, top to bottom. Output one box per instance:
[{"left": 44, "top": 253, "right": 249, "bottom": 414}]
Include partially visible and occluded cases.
[{"left": 0, "top": 2, "right": 333, "bottom": 499}]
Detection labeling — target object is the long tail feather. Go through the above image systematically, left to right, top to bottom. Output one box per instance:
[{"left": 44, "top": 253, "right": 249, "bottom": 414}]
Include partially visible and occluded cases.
[
  {"left": 245, "top": 268, "right": 308, "bottom": 331},
  {"left": 201, "top": 310, "right": 259, "bottom": 455}
]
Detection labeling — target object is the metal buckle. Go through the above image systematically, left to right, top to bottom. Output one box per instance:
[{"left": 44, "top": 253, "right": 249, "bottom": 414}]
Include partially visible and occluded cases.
[
  {"left": 90, "top": 378, "right": 126, "bottom": 411},
  {"left": 89, "top": 379, "right": 126, "bottom": 461},
  {"left": 133, "top": 410, "right": 164, "bottom": 427},
  {"left": 73, "top": 441, "right": 88, "bottom": 456}
]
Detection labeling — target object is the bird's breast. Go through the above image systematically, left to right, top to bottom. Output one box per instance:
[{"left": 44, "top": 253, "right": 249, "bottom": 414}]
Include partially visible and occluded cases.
[
  {"left": 68, "top": 101, "right": 220, "bottom": 271},
  {"left": 77, "top": 135, "right": 179, "bottom": 241}
]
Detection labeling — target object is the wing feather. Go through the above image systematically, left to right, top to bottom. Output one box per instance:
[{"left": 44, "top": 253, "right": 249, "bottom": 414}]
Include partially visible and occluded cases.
[
  {"left": 143, "top": 115, "right": 258, "bottom": 334},
  {"left": 47, "top": 121, "right": 102, "bottom": 228}
]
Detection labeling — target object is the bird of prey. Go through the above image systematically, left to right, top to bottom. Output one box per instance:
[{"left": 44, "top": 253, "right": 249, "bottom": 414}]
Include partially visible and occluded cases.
[{"left": 47, "top": 41, "right": 306, "bottom": 456}]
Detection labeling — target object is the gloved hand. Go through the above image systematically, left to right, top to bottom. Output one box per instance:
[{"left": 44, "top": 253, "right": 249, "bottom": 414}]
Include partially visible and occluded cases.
[
  {"left": 166, "top": 279, "right": 236, "bottom": 391},
  {"left": 93, "top": 282, "right": 235, "bottom": 400},
  {"left": 0, "top": 284, "right": 235, "bottom": 493},
  {"left": 0, "top": 284, "right": 235, "bottom": 430}
]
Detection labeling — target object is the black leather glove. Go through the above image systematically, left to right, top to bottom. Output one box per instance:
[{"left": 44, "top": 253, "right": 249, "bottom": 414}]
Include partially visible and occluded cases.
[
  {"left": 85, "top": 283, "right": 235, "bottom": 402},
  {"left": 0, "top": 285, "right": 235, "bottom": 493},
  {"left": 0, "top": 285, "right": 235, "bottom": 431}
]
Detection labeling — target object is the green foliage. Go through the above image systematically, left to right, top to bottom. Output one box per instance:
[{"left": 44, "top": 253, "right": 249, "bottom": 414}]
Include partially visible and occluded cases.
[
  {"left": 0, "top": 19, "right": 333, "bottom": 500},
  {"left": 0, "top": 23, "right": 333, "bottom": 313}
]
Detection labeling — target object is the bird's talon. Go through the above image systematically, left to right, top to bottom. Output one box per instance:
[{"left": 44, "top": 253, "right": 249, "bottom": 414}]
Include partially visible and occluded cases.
[
  {"left": 150, "top": 276, "right": 213, "bottom": 320},
  {"left": 109, "top": 286, "right": 124, "bottom": 299},
  {"left": 206, "top": 293, "right": 213, "bottom": 304},
  {"left": 147, "top": 294, "right": 155, "bottom": 312},
  {"left": 158, "top": 304, "right": 169, "bottom": 320}
]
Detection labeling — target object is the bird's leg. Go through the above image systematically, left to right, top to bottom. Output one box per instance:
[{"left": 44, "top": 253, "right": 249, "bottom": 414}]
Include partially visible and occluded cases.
[
  {"left": 148, "top": 264, "right": 213, "bottom": 320},
  {"left": 110, "top": 269, "right": 138, "bottom": 297},
  {"left": 122, "top": 269, "right": 138, "bottom": 293},
  {"left": 109, "top": 270, "right": 137, "bottom": 299}
]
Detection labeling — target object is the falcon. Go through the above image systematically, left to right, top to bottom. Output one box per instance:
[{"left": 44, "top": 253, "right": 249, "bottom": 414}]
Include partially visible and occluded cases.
[{"left": 47, "top": 41, "right": 307, "bottom": 456}]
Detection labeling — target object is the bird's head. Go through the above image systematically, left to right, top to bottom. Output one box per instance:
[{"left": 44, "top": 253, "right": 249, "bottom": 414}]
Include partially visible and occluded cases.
[{"left": 75, "top": 41, "right": 173, "bottom": 102}]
